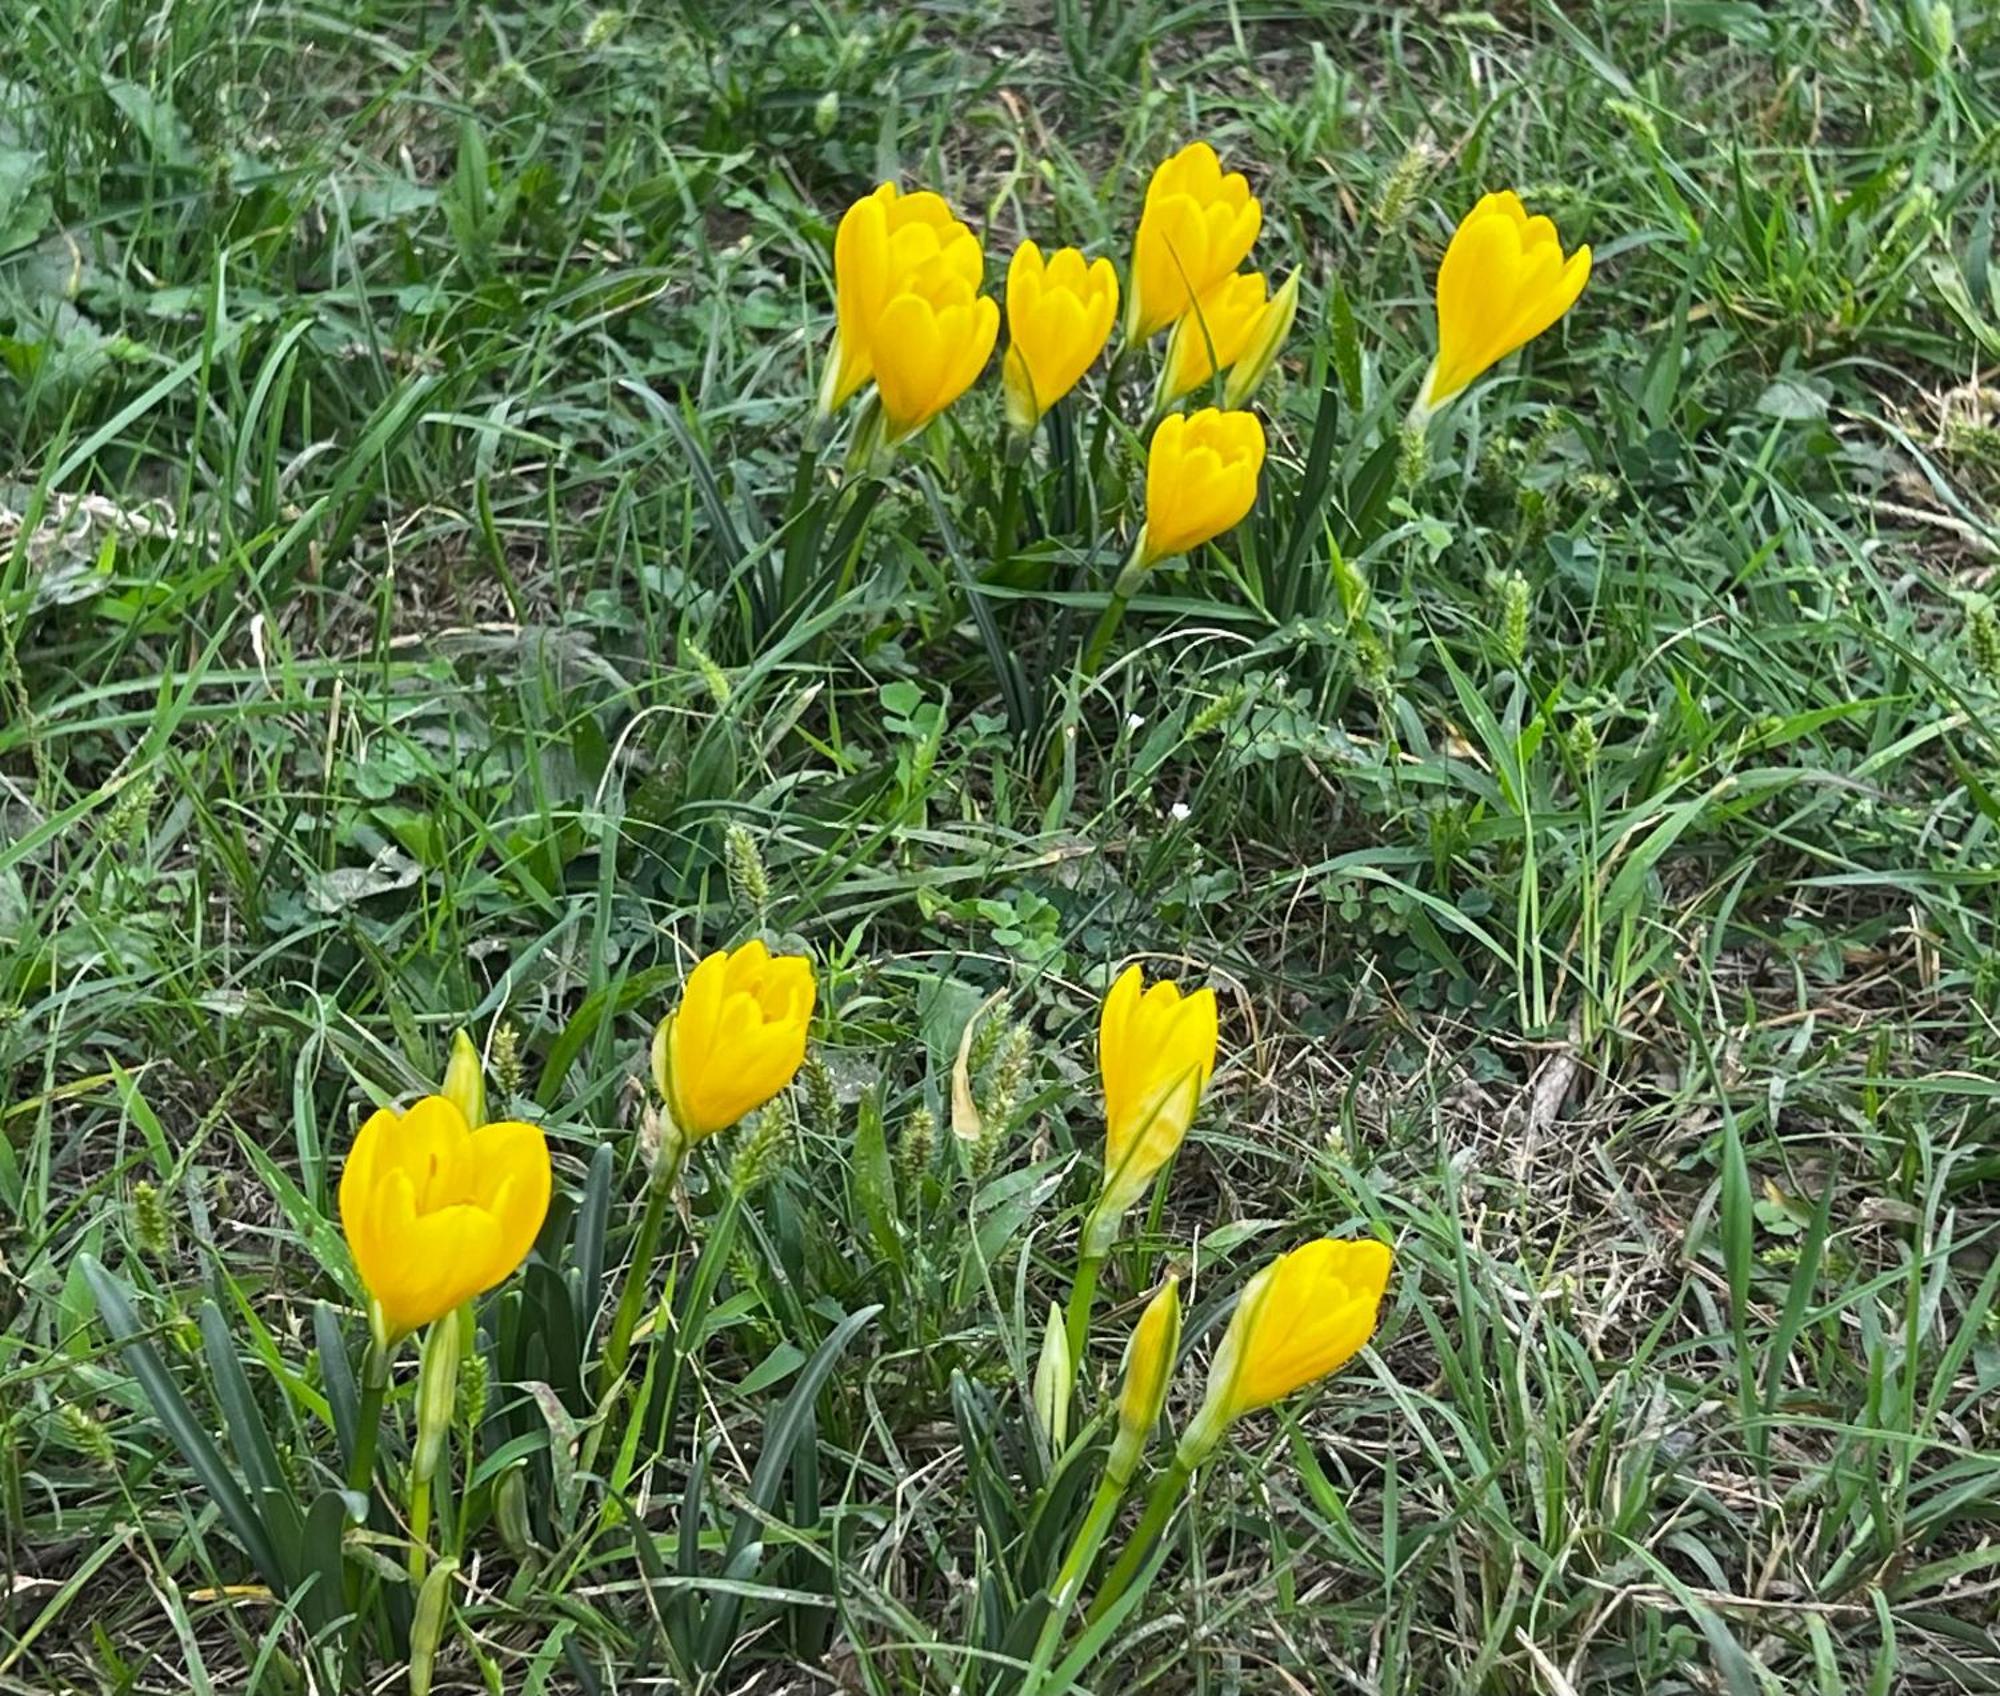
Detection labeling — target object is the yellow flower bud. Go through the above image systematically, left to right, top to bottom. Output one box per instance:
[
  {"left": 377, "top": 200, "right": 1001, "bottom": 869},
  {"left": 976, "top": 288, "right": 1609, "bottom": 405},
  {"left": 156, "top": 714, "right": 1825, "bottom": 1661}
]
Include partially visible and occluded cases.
[
  {"left": 1125, "top": 142, "right": 1262, "bottom": 346},
  {"left": 817, "top": 182, "right": 983, "bottom": 419},
  {"left": 1416, "top": 191, "right": 1590, "bottom": 417},
  {"left": 1002, "top": 241, "right": 1119, "bottom": 433},
  {"left": 871, "top": 253, "right": 1000, "bottom": 443},
  {"left": 1222, "top": 268, "right": 1299, "bottom": 409},
  {"left": 1158, "top": 271, "right": 1270, "bottom": 405},
  {"left": 1132, "top": 408, "right": 1266, "bottom": 575},
  {"left": 650, "top": 940, "right": 816, "bottom": 1142},
  {"left": 1085, "top": 966, "right": 1218, "bottom": 1254},
  {"left": 440, "top": 1029, "right": 485, "bottom": 1130},
  {"left": 337, "top": 1096, "right": 552, "bottom": 1341},
  {"left": 1182, "top": 1239, "right": 1391, "bottom": 1461},
  {"left": 1107, "top": 1274, "right": 1181, "bottom": 1486}
]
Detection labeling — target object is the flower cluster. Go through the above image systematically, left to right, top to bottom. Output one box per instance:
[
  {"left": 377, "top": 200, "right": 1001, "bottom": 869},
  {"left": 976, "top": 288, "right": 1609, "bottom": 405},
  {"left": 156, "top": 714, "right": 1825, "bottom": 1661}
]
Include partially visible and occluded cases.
[
  {"left": 814, "top": 144, "right": 1589, "bottom": 604},
  {"left": 329, "top": 945, "right": 1390, "bottom": 1640},
  {"left": 1081, "top": 964, "right": 1393, "bottom": 1463}
]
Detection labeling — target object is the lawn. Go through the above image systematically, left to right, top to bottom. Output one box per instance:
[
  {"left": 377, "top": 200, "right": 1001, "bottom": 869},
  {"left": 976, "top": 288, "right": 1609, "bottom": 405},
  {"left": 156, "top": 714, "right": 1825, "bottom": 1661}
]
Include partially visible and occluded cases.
[{"left": 5, "top": 1, "right": 2000, "bottom": 1692}]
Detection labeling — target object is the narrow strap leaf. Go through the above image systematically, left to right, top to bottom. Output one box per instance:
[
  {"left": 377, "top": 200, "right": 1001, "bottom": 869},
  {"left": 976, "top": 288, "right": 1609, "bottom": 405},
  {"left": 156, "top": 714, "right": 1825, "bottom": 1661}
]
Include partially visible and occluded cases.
[{"left": 80, "top": 1256, "right": 289, "bottom": 1594}]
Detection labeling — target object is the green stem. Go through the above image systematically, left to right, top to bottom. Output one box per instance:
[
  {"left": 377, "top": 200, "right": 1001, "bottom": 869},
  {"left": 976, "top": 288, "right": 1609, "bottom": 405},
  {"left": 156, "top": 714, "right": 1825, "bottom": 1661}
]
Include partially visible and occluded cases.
[
  {"left": 1079, "top": 591, "right": 1132, "bottom": 679},
  {"left": 598, "top": 1145, "right": 683, "bottom": 1396},
  {"left": 1064, "top": 1253, "right": 1103, "bottom": 1378},
  {"left": 346, "top": 1339, "right": 392, "bottom": 1494},
  {"left": 1083, "top": 1453, "right": 1195, "bottom": 1628},
  {"left": 1024, "top": 1471, "right": 1128, "bottom": 1694},
  {"left": 408, "top": 1472, "right": 432, "bottom": 1587}
]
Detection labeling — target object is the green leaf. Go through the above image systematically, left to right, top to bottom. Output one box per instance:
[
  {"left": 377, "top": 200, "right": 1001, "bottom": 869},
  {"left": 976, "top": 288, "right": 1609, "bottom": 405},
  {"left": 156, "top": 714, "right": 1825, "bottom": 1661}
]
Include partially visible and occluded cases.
[
  {"left": 104, "top": 80, "right": 198, "bottom": 166},
  {"left": 1328, "top": 280, "right": 1363, "bottom": 410},
  {"left": 1279, "top": 377, "right": 1342, "bottom": 598},
  {"left": 535, "top": 964, "right": 681, "bottom": 1108},
  {"left": 850, "top": 1085, "right": 904, "bottom": 1272},
  {"left": 1718, "top": 1107, "right": 1755, "bottom": 1409},
  {"left": 573, "top": 1142, "right": 615, "bottom": 1340},
  {"left": 81, "top": 1256, "right": 289, "bottom": 1593},
  {"left": 697, "top": 1304, "right": 881, "bottom": 1666},
  {"left": 297, "top": 1489, "right": 356, "bottom": 1638}
]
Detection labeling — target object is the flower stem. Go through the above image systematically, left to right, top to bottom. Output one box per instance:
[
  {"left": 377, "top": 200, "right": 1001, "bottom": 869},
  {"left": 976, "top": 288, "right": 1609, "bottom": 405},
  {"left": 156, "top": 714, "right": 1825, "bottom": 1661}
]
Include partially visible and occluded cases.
[
  {"left": 1079, "top": 592, "right": 1132, "bottom": 679},
  {"left": 598, "top": 1142, "right": 684, "bottom": 1395},
  {"left": 1064, "top": 1253, "right": 1103, "bottom": 1377},
  {"left": 346, "top": 1337, "right": 393, "bottom": 1495},
  {"left": 1083, "top": 1452, "right": 1195, "bottom": 1628},
  {"left": 408, "top": 1471, "right": 432, "bottom": 1587},
  {"left": 1023, "top": 1471, "right": 1128, "bottom": 1694}
]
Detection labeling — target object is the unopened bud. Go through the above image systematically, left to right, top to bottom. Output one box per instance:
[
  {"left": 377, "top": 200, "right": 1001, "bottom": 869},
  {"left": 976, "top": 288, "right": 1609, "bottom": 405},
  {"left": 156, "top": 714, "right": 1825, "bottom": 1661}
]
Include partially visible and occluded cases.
[
  {"left": 441, "top": 1030, "right": 485, "bottom": 1130},
  {"left": 1106, "top": 1275, "right": 1181, "bottom": 1487},
  {"left": 1032, "top": 1303, "right": 1071, "bottom": 1452},
  {"left": 411, "top": 1314, "right": 463, "bottom": 1484},
  {"left": 496, "top": 1465, "right": 532, "bottom": 1554}
]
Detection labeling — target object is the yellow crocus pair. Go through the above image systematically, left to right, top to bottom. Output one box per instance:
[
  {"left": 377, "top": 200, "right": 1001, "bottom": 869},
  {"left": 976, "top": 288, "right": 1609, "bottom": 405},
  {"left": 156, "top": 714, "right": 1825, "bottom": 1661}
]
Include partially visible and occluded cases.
[
  {"left": 1124, "top": 142, "right": 1297, "bottom": 418},
  {"left": 818, "top": 183, "right": 998, "bottom": 444},
  {"left": 820, "top": 186, "right": 1123, "bottom": 442},
  {"left": 339, "top": 942, "right": 817, "bottom": 1340},
  {"left": 1092, "top": 966, "right": 1391, "bottom": 1454},
  {"left": 1114, "top": 1238, "right": 1390, "bottom": 1464}
]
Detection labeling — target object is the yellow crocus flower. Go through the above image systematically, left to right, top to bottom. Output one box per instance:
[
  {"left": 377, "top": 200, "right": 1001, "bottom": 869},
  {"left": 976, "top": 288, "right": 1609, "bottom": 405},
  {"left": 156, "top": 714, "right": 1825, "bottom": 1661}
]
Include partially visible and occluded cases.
[
  {"left": 1126, "top": 141, "right": 1262, "bottom": 346},
  {"left": 818, "top": 182, "right": 983, "bottom": 419},
  {"left": 1416, "top": 190, "right": 1591, "bottom": 417},
  {"left": 1002, "top": 241, "right": 1119, "bottom": 433},
  {"left": 870, "top": 251, "right": 1000, "bottom": 442},
  {"left": 1158, "top": 271, "right": 1270, "bottom": 405},
  {"left": 1132, "top": 408, "right": 1266, "bottom": 574},
  {"left": 651, "top": 940, "right": 816, "bottom": 1142},
  {"left": 1085, "top": 965, "right": 1218, "bottom": 1254},
  {"left": 338, "top": 1095, "right": 552, "bottom": 1341},
  {"left": 1181, "top": 1238, "right": 1391, "bottom": 1459},
  {"left": 1107, "top": 1274, "right": 1182, "bottom": 1486}
]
